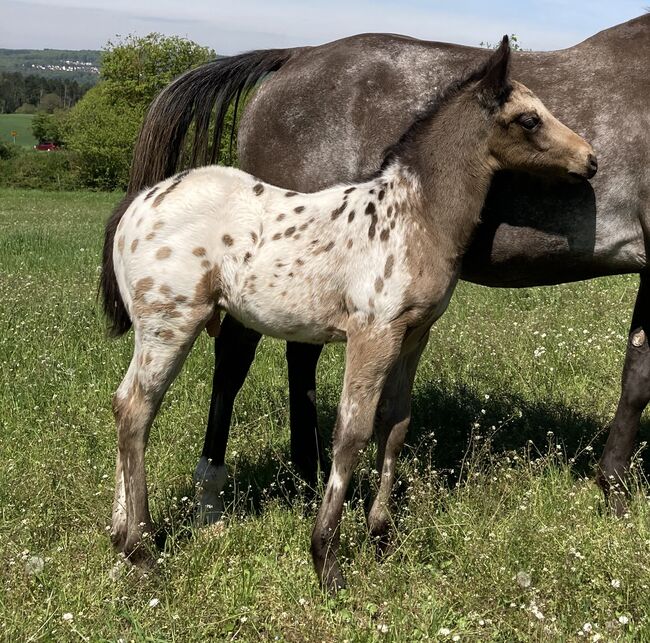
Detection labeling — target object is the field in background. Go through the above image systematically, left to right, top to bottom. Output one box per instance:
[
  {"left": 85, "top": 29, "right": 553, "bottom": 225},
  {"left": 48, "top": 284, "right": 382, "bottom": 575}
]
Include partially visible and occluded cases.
[
  {"left": 0, "top": 113, "right": 36, "bottom": 147},
  {"left": 1, "top": 188, "right": 649, "bottom": 641}
]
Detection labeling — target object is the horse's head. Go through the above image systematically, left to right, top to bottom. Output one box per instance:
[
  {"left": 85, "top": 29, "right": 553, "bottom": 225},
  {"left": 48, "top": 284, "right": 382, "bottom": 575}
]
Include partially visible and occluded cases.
[{"left": 477, "top": 37, "right": 598, "bottom": 181}]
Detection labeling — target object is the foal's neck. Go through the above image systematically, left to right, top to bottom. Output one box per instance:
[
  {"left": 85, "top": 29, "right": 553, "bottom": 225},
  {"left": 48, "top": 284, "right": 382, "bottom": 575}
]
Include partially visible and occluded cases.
[{"left": 386, "top": 97, "right": 496, "bottom": 253}]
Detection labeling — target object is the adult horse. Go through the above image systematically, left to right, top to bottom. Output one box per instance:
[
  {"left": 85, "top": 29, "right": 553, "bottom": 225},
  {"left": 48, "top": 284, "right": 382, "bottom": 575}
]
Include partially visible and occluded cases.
[{"left": 127, "top": 14, "right": 649, "bottom": 514}]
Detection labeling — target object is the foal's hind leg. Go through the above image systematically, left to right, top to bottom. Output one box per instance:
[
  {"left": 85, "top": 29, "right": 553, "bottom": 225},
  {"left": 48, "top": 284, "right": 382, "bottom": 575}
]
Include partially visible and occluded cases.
[
  {"left": 597, "top": 274, "right": 650, "bottom": 514},
  {"left": 112, "top": 311, "right": 210, "bottom": 562},
  {"left": 368, "top": 333, "right": 428, "bottom": 550}
]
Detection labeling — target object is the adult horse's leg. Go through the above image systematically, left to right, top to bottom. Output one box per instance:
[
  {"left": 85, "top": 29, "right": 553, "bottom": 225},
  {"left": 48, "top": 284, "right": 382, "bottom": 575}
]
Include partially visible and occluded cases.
[
  {"left": 597, "top": 273, "right": 650, "bottom": 514},
  {"left": 194, "top": 314, "right": 262, "bottom": 522},
  {"left": 311, "top": 325, "right": 404, "bottom": 593},
  {"left": 367, "top": 333, "right": 429, "bottom": 551},
  {"left": 286, "top": 341, "right": 327, "bottom": 485}
]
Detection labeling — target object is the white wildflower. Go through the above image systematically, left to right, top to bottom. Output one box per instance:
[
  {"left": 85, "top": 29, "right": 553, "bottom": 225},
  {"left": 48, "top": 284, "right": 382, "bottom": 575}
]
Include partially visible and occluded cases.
[
  {"left": 25, "top": 555, "right": 44, "bottom": 575},
  {"left": 516, "top": 571, "right": 532, "bottom": 588},
  {"left": 611, "top": 579, "right": 621, "bottom": 589},
  {"left": 148, "top": 597, "right": 160, "bottom": 608},
  {"left": 62, "top": 613, "right": 73, "bottom": 622},
  {"left": 618, "top": 615, "right": 629, "bottom": 625},
  {"left": 582, "top": 622, "right": 592, "bottom": 633},
  {"left": 377, "top": 623, "right": 389, "bottom": 634},
  {"left": 438, "top": 627, "right": 451, "bottom": 636}
]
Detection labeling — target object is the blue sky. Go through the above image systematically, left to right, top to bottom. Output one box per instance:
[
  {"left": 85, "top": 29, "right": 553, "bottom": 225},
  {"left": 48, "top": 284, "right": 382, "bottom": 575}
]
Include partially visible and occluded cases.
[{"left": 1, "top": 0, "right": 646, "bottom": 53}]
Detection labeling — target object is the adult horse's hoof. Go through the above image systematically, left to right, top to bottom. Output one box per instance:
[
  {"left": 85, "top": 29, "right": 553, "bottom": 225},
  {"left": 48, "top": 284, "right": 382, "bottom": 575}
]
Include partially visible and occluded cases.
[{"left": 193, "top": 457, "right": 227, "bottom": 525}]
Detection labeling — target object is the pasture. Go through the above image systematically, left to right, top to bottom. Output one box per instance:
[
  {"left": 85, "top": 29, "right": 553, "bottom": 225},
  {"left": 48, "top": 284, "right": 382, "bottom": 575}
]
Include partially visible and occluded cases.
[
  {"left": 0, "top": 113, "right": 36, "bottom": 148},
  {"left": 1, "top": 187, "right": 649, "bottom": 640}
]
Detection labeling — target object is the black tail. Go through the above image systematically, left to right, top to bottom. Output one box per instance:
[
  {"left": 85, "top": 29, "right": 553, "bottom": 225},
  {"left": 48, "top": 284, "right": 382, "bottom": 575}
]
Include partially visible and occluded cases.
[
  {"left": 128, "top": 47, "right": 296, "bottom": 192},
  {"left": 100, "top": 193, "right": 137, "bottom": 337}
]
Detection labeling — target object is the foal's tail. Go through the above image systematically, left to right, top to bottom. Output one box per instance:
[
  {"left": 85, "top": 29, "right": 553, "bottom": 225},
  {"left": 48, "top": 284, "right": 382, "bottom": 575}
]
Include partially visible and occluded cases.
[
  {"left": 128, "top": 47, "right": 297, "bottom": 193},
  {"left": 100, "top": 194, "right": 136, "bottom": 337}
]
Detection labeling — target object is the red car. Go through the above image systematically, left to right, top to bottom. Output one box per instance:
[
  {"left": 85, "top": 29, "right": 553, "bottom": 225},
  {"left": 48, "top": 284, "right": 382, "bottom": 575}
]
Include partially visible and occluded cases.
[{"left": 34, "top": 142, "right": 58, "bottom": 151}]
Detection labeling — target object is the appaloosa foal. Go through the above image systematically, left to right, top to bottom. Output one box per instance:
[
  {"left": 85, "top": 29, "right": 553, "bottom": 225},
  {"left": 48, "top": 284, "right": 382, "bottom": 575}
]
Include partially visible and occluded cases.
[{"left": 103, "top": 38, "right": 596, "bottom": 591}]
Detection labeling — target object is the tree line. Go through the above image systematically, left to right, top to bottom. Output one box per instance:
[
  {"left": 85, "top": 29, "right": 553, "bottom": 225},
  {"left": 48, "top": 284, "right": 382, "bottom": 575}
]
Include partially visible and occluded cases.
[{"left": 0, "top": 72, "right": 92, "bottom": 113}]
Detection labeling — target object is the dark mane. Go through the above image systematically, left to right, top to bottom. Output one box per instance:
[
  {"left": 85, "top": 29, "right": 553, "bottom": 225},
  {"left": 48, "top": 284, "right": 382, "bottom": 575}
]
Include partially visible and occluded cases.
[{"left": 380, "top": 47, "right": 512, "bottom": 171}]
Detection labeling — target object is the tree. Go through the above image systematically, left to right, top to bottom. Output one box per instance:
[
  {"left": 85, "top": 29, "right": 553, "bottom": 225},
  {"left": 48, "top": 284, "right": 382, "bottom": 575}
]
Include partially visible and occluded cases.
[
  {"left": 64, "top": 33, "right": 213, "bottom": 189},
  {"left": 38, "top": 92, "right": 62, "bottom": 113},
  {"left": 32, "top": 110, "right": 66, "bottom": 145}
]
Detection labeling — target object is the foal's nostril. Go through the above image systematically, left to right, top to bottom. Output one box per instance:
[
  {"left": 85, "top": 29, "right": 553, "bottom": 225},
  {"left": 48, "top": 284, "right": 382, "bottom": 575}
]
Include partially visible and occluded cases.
[{"left": 587, "top": 153, "right": 598, "bottom": 177}]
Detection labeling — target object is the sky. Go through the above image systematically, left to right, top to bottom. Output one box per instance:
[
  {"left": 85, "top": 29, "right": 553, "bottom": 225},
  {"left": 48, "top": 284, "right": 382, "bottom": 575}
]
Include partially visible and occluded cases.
[{"left": 1, "top": 0, "right": 647, "bottom": 54}]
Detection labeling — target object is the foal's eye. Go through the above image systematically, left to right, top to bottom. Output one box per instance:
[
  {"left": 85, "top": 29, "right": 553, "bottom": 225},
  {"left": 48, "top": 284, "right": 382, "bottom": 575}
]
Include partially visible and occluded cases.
[{"left": 517, "top": 114, "right": 541, "bottom": 131}]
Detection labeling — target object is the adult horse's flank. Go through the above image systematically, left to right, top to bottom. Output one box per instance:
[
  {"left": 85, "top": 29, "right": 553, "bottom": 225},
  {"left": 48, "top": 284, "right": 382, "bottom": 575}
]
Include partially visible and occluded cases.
[
  {"left": 129, "top": 14, "right": 649, "bottom": 514},
  {"left": 103, "top": 39, "right": 596, "bottom": 590}
]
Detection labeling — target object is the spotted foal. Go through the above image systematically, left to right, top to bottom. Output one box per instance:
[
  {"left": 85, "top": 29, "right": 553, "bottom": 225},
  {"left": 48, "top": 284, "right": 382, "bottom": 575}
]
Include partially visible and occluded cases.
[{"left": 103, "top": 37, "right": 596, "bottom": 590}]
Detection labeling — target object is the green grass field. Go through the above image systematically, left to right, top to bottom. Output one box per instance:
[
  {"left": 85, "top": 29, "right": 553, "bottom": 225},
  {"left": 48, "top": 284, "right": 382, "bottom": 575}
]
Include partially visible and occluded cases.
[
  {"left": 0, "top": 113, "right": 36, "bottom": 148},
  {"left": 1, "top": 188, "right": 649, "bottom": 641}
]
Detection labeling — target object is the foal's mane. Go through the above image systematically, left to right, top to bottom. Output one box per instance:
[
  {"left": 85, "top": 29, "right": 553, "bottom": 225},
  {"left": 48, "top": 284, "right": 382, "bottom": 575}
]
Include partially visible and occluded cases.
[{"left": 379, "top": 39, "right": 513, "bottom": 172}]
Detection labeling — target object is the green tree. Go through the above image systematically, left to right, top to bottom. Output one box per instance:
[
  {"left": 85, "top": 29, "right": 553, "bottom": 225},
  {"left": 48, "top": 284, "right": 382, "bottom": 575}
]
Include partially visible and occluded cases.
[
  {"left": 65, "top": 33, "right": 213, "bottom": 190},
  {"left": 38, "top": 92, "right": 62, "bottom": 113},
  {"left": 32, "top": 110, "right": 66, "bottom": 145}
]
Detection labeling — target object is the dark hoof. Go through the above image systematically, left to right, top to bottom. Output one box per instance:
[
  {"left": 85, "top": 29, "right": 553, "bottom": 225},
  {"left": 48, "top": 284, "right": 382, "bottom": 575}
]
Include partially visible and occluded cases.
[
  {"left": 596, "top": 471, "right": 629, "bottom": 517},
  {"left": 110, "top": 530, "right": 127, "bottom": 552},
  {"left": 373, "top": 532, "right": 395, "bottom": 560},
  {"left": 322, "top": 567, "right": 347, "bottom": 595}
]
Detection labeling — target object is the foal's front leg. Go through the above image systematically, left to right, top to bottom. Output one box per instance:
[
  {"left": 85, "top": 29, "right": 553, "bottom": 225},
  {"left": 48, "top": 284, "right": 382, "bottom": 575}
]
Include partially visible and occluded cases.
[
  {"left": 311, "top": 324, "right": 404, "bottom": 593},
  {"left": 368, "top": 332, "right": 429, "bottom": 550}
]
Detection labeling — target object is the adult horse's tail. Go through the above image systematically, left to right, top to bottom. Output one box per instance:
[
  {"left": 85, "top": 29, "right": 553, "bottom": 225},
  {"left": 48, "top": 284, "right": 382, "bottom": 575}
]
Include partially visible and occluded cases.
[
  {"left": 100, "top": 47, "right": 296, "bottom": 336},
  {"left": 128, "top": 47, "right": 296, "bottom": 192}
]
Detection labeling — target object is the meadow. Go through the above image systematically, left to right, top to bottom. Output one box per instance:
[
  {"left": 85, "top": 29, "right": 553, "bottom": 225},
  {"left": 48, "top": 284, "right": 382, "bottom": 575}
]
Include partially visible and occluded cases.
[
  {"left": 0, "top": 113, "right": 36, "bottom": 148},
  {"left": 1, "top": 187, "right": 649, "bottom": 641}
]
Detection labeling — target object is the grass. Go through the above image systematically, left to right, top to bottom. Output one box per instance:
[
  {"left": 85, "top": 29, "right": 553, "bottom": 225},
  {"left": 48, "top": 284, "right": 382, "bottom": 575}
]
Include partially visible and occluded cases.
[
  {"left": 0, "top": 113, "right": 36, "bottom": 148},
  {"left": 1, "top": 187, "right": 649, "bottom": 641}
]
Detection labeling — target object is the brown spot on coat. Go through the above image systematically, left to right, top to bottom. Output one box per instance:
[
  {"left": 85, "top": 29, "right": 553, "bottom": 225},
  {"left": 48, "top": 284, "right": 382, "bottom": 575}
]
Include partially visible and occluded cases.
[
  {"left": 153, "top": 179, "right": 181, "bottom": 207},
  {"left": 253, "top": 183, "right": 264, "bottom": 195},
  {"left": 144, "top": 187, "right": 158, "bottom": 201},
  {"left": 344, "top": 187, "right": 356, "bottom": 194},
  {"left": 378, "top": 189, "right": 385, "bottom": 201},
  {"left": 285, "top": 191, "right": 298, "bottom": 197},
  {"left": 366, "top": 202, "right": 378, "bottom": 239},
  {"left": 331, "top": 203, "right": 346, "bottom": 220},
  {"left": 294, "top": 206, "right": 305, "bottom": 213},
  {"left": 347, "top": 210, "right": 355, "bottom": 223},
  {"left": 277, "top": 213, "right": 286, "bottom": 222},
  {"left": 153, "top": 221, "right": 164, "bottom": 230},
  {"left": 284, "top": 226, "right": 296, "bottom": 237},
  {"left": 380, "top": 228, "right": 390, "bottom": 242},
  {"left": 250, "top": 231, "right": 258, "bottom": 243},
  {"left": 146, "top": 232, "right": 155, "bottom": 241},
  {"left": 272, "top": 232, "right": 282, "bottom": 241},
  {"left": 222, "top": 234, "right": 234, "bottom": 247},
  {"left": 117, "top": 236, "right": 125, "bottom": 254},
  {"left": 131, "top": 239, "right": 139, "bottom": 253},
  {"left": 347, "top": 239, "right": 353, "bottom": 249},
  {"left": 156, "top": 246, "right": 172, "bottom": 260},
  {"left": 193, "top": 247, "right": 207, "bottom": 257},
  {"left": 244, "top": 251, "right": 252, "bottom": 262},
  {"left": 384, "top": 254, "right": 395, "bottom": 279},
  {"left": 295, "top": 258, "right": 304, "bottom": 266},
  {"left": 201, "top": 259, "right": 211, "bottom": 269},
  {"left": 374, "top": 277, "right": 384, "bottom": 293},
  {"left": 159, "top": 284, "right": 173, "bottom": 297},
  {"left": 158, "top": 329, "right": 175, "bottom": 341}
]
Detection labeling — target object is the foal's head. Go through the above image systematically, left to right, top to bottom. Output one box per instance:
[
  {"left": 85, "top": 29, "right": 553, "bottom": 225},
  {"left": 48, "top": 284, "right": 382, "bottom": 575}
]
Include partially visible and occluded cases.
[
  {"left": 389, "top": 36, "right": 597, "bottom": 183},
  {"left": 474, "top": 36, "right": 597, "bottom": 180}
]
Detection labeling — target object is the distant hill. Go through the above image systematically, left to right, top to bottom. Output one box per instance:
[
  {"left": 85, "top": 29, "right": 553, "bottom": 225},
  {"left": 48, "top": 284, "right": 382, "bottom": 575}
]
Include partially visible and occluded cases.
[{"left": 0, "top": 49, "right": 101, "bottom": 84}]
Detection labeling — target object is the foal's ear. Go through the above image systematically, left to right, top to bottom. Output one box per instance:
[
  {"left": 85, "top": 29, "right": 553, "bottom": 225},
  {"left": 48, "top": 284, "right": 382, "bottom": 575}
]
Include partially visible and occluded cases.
[{"left": 477, "top": 35, "right": 512, "bottom": 110}]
